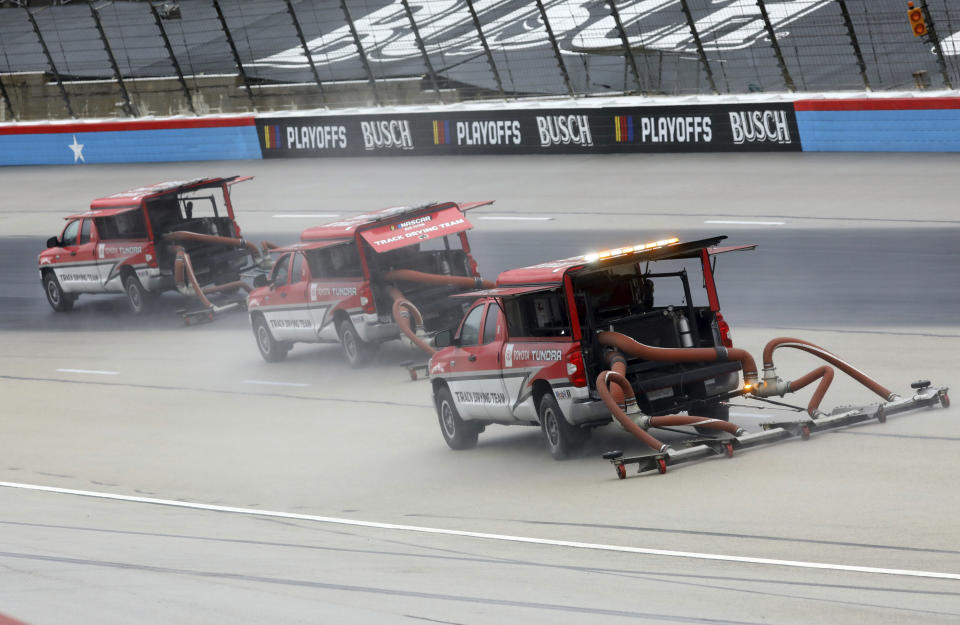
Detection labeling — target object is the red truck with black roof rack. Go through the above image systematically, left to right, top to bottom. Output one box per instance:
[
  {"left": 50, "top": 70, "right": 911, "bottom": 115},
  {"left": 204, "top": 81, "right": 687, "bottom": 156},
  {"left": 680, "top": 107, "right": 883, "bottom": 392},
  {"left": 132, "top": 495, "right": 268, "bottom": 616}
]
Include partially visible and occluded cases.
[
  {"left": 38, "top": 176, "right": 267, "bottom": 318},
  {"left": 247, "top": 200, "right": 493, "bottom": 366},
  {"left": 428, "top": 235, "right": 756, "bottom": 459}
]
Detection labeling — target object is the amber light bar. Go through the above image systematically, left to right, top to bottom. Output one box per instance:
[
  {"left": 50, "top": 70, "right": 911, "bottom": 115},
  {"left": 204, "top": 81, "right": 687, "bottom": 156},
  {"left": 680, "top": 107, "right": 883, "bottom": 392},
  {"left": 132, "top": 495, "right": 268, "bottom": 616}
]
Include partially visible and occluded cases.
[{"left": 583, "top": 237, "right": 680, "bottom": 263}]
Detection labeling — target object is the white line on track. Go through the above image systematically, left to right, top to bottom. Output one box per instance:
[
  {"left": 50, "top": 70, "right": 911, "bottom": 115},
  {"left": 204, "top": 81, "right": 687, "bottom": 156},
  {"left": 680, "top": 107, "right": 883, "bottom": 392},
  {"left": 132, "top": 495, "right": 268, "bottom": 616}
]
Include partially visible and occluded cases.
[
  {"left": 272, "top": 214, "right": 340, "bottom": 219},
  {"left": 478, "top": 216, "right": 554, "bottom": 221},
  {"left": 704, "top": 220, "right": 786, "bottom": 226},
  {"left": 56, "top": 369, "right": 119, "bottom": 376},
  {"left": 243, "top": 380, "right": 311, "bottom": 388},
  {"left": 1, "top": 480, "right": 956, "bottom": 582}
]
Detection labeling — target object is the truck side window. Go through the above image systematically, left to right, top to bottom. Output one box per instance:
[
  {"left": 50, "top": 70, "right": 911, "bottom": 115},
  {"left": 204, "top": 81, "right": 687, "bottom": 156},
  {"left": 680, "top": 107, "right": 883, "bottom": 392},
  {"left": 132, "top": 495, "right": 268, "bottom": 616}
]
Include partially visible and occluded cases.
[
  {"left": 95, "top": 211, "right": 147, "bottom": 240},
  {"left": 61, "top": 220, "right": 79, "bottom": 247},
  {"left": 309, "top": 243, "right": 361, "bottom": 279},
  {"left": 290, "top": 252, "right": 304, "bottom": 285},
  {"left": 273, "top": 254, "right": 290, "bottom": 286},
  {"left": 503, "top": 291, "right": 570, "bottom": 337},
  {"left": 482, "top": 303, "right": 500, "bottom": 344},
  {"left": 458, "top": 304, "right": 485, "bottom": 346}
]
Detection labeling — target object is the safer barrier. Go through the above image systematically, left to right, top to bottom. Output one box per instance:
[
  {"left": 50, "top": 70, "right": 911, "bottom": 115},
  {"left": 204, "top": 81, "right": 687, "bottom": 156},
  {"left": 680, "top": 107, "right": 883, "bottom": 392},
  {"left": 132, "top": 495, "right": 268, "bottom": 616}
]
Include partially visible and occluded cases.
[
  {"left": 4, "top": 95, "right": 960, "bottom": 166},
  {"left": 794, "top": 97, "right": 960, "bottom": 151},
  {"left": 0, "top": 116, "right": 259, "bottom": 166}
]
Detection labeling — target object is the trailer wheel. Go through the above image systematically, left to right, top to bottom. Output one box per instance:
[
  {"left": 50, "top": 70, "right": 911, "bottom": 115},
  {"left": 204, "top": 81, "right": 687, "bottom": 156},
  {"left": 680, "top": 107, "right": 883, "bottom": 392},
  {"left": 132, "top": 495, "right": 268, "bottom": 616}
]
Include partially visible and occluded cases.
[
  {"left": 43, "top": 272, "right": 74, "bottom": 312},
  {"left": 123, "top": 273, "right": 154, "bottom": 315},
  {"left": 253, "top": 316, "right": 289, "bottom": 363},
  {"left": 338, "top": 318, "right": 376, "bottom": 368},
  {"left": 436, "top": 386, "right": 479, "bottom": 450},
  {"left": 539, "top": 394, "right": 588, "bottom": 460},
  {"left": 695, "top": 402, "right": 729, "bottom": 436}
]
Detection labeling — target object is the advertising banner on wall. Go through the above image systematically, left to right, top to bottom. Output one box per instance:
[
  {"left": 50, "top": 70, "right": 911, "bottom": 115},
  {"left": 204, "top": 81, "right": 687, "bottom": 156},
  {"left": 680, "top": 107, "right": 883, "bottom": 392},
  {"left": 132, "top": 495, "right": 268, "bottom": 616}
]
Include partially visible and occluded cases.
[{"left": 256, "top": 103, "right": 801, "bottom": 158}]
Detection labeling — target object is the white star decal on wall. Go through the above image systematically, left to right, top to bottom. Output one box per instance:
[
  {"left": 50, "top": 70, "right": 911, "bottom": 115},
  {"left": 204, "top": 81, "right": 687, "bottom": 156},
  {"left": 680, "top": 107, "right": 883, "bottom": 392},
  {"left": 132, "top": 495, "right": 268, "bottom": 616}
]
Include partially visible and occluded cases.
[{"left": 68, "top": 135, "right": 85, "bottom": 163}]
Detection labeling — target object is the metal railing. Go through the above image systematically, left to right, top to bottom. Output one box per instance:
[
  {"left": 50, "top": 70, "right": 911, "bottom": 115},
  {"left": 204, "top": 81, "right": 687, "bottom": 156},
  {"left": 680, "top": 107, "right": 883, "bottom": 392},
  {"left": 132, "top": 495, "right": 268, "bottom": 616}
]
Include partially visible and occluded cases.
[{"left": 1, "top": 0, "right": 959, "bottom": 120}]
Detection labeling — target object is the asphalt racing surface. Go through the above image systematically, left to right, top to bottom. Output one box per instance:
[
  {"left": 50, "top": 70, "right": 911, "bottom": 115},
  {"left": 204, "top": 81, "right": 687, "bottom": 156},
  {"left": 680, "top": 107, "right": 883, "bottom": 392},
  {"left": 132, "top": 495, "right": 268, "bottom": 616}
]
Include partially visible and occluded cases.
[{"left": 1, "top": 154, "right": 958, "bottom": 624}]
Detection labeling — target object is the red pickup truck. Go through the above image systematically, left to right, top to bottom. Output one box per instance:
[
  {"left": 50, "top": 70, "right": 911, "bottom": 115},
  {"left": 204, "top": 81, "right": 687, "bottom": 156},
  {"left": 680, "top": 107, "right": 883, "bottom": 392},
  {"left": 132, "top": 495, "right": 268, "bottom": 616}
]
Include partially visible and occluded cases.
[
  {"left": 38, "top": 177, "right": 261, "bottom": 315},
  {"left": 247, "top": 201, "right": 492, "bottom": 366},
  {"left": 428, "top": 235, "right": 754, "bottom": 459}
]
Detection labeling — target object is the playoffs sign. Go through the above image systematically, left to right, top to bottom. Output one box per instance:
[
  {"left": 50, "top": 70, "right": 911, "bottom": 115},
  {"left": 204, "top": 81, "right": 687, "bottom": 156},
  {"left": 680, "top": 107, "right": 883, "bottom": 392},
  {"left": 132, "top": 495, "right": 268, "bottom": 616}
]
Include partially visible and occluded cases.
[{"left": 256, "top": 103, "right": 801, "bottom": 158}]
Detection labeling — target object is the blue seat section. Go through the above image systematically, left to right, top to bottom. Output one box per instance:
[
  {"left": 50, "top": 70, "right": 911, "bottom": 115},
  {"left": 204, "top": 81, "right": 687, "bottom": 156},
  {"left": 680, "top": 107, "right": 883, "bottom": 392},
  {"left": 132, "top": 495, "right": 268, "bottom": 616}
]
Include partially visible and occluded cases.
[
  {"left": 797, "top": 109, "right": 960, "bottom": 152},
  {"left": 0, "top": 124, "right": 262, "bottom": 166}
]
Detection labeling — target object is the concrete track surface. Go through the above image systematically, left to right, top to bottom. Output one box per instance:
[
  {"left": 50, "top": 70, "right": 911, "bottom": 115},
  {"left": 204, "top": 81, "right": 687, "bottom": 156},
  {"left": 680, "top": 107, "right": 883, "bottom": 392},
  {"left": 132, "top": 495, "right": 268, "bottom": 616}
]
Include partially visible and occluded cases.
[{"left": 1, "top": 154, "right": 958, "bottom": 625}]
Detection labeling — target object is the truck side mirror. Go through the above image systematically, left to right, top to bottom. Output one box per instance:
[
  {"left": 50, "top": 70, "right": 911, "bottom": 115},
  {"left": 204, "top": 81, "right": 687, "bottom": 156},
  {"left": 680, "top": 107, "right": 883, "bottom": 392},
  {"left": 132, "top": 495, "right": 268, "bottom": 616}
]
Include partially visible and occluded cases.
[
  {"left": 46, "top": 236, "right": 59, "bottom": 248},
  {"left": 253, "top": 274, "right": 268, "bottom": 288},
  {"left": 433, "top": 329, "right": 452, "bottom": 349}
]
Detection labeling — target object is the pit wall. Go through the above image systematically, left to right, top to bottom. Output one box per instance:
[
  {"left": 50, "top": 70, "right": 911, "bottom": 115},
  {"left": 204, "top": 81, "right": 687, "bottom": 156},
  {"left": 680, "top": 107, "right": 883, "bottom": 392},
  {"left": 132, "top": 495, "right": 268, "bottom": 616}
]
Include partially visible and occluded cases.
[{"left": 3, "top": 96, "right": 960, "bottom": 165}]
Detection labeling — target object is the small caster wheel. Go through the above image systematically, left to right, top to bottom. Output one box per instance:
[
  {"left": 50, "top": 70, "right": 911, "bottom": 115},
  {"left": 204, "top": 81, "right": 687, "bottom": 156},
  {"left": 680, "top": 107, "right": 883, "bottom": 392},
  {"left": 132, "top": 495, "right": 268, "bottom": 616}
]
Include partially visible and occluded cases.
[
  {"left": 208, "top": 312, "right": 214, "bottom": 321},
  {"left": 409, "top": 369, "right": 418, "bottom": 381},
  {"left": 911, "top": 380, "right": 931, "bottom": 390},
  {"left": 941, "top": 392, "right": 951, "bottom": 409},
  {"left": 876, "top": 406, "right": 886, "bottom": 423},
  {"left": 801, "top": 425, "right": 811, "bottom": 441},
  {"left": 724, "top": 443, "right": 734, "bottom": 458},
  {"left": 602, "top": 450, "right": 624, "bottom": 460},
  {"left": 656, "top": 458, "right": 667, "bottom": 474},
  {"left": 616, "top": 464, "right": 626, "bottom": 480}
]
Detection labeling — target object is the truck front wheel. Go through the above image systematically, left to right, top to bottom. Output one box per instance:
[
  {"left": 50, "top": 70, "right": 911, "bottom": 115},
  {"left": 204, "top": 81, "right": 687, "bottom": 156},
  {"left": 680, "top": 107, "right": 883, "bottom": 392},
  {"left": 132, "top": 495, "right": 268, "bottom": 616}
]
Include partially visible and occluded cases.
[
  {"left": 43, "top": 272, "right": 74, "bottom": 312},
  {"left": 253, "top": 316, "right": 289, "bottom": 363},
  {"left": 436, "top": 386, "right": 479, "bottom": 450},
  {"left": 539, "top": 394, "right": 589, "bottom": 460}
]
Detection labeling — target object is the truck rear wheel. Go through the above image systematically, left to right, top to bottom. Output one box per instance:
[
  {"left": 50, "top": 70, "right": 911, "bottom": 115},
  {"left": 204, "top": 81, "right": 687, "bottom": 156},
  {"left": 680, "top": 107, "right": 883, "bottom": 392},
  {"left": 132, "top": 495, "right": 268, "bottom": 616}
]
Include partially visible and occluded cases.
[
  {"left": 43, "top": 272, "right": 74, "bottom": 312},
  {"left": 123, "top": 273, "right": 154, "bottom": 315},
  {"left": 253, "top": 316, "right": 289, "bottom": 363},
  {"left": 338, "top": 318, "right": 376, "bottom": 368},
  {"left": 436, "top": 386, "right": 479, "bottom": 450},
  {"left": 539, "top": 394, "right": 589, "bottom": 460}
]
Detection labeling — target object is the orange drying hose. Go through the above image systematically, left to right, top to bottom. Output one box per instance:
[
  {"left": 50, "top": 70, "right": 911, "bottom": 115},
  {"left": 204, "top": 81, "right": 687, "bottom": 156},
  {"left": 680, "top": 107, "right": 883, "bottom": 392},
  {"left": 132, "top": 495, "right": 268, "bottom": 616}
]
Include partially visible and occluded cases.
[
  {"left": 164, "top": 230, "right": 263, "bottom": 262},
  {"left": 385, "top": 269, "right": 494, "bottom": 290},
  {"left": 387, "top": 286, "right": 435, "bottom": 356},
  {"left": 598, "top": 331, "right": 759, "bottom": 384},
  {"left": 762, "top": 337, "right": 895, "bottom": 401},
  {"left": 596, "top": 369, "right": 742, "bottom": 453}
]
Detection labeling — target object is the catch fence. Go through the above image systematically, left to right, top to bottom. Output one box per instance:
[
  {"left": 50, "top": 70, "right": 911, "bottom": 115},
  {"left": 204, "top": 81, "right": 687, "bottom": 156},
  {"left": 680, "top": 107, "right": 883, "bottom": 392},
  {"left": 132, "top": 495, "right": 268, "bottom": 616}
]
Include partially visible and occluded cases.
[{"left": 1, "top": 0, "right": 959, "bottom": 120}]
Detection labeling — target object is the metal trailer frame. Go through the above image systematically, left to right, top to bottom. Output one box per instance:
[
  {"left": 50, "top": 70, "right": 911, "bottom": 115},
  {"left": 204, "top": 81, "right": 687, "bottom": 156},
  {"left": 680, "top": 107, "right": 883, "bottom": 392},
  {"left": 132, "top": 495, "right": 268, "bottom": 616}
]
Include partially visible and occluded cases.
[{"left": 604, "top": 382, "right": 949, "bottom": 478}]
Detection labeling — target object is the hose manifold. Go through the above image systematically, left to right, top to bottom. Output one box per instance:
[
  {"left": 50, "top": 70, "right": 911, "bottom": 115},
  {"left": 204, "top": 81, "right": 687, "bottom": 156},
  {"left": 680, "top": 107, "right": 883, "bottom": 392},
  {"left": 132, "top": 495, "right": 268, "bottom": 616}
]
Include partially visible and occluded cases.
[{"left": 752, "top": 367, "right": 789, "bottom": 397}]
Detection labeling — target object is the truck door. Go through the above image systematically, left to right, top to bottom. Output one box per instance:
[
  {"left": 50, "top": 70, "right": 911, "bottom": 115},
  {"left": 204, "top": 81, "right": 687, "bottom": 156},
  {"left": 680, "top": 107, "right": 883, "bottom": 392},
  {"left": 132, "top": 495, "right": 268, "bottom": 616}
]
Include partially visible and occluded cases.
[
  {"left": 72, "top": 218, "right": 104, "bottom": 293},
  {"left": 51, "top": 219, "right": 99, "bottom": 294},
  {"left": 283, "top": 252, "right": 315, "bottom": 341},
  {"left": 259, "top": 253, "right": 312, "bottom": 342},
  {"left": 477, "top": 301, "right": 512, "bottom": 420},
  {"left": 445, "top": 302, "right": 505, "bottom": 419}
]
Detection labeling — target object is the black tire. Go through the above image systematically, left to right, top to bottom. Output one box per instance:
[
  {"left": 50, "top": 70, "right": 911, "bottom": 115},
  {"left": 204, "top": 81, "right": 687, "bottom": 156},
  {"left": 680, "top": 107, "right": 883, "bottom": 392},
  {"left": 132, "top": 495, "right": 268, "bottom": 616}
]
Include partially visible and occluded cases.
[
  {"left": 43, "top": 272, "right": 73, "bottom": 312},
  {"left": 123, "top": 273, "right": 154, "bottom": 315},
  {"left": 253, "top": 315, "right": 289, "bottom": 363},
  {"left": 338, "top": 318, "right": 376, "bottom": 368},
  {"left": 436, "top": 386, "right": 479, "bottom": 450},
  {"left": 539, "top": 393, "right": 589, "bottom": 460},
  {"left": 694, "top": 402, "right": 729, "bottom": 436}
]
